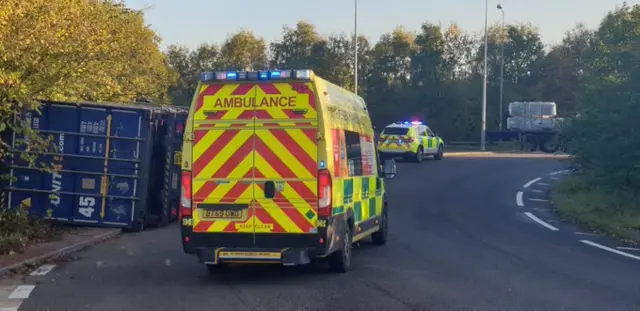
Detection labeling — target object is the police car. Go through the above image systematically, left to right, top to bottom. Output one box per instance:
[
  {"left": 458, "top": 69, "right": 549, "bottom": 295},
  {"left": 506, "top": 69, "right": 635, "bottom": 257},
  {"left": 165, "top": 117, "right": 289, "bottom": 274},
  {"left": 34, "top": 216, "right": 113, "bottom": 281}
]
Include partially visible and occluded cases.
[{"left": 377, "top": 120, "right": 444, "bottom": 162}]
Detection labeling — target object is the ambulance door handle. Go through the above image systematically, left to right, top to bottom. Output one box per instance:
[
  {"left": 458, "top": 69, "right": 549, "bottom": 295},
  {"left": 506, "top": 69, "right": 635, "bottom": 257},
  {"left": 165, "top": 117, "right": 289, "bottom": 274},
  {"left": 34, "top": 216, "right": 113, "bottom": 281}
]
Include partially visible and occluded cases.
[{"left": 264, "top": 181, "right": 276, "bottom": 199}]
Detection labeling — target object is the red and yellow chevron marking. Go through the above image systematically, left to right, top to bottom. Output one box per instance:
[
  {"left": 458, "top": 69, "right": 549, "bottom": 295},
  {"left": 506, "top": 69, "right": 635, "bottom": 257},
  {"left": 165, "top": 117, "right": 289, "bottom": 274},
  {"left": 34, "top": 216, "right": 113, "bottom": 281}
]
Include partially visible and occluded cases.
[
  {"left": 190, "top": 81, "right": 318, "bottom": 234},
  {"left": 192, "top": 82, "right": 317, "bottom": 125}
]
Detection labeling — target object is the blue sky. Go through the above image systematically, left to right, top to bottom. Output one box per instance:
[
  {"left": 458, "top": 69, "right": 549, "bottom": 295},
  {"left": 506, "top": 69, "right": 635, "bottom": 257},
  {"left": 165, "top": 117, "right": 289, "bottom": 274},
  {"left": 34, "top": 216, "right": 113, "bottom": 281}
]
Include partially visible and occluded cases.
[{"left": 124, "top": 0, "right": 637, "bottom": 50}]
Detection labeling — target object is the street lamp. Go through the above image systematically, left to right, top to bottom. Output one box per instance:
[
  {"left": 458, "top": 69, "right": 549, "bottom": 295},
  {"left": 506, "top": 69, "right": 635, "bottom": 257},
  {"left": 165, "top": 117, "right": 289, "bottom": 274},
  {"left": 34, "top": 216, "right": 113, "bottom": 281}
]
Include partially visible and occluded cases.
[
  {"left": 354, "top": 0, "right": 358, "bottom": 94},
  {"left": 481, "top": 0, "right": 488, "bottom": 151},
  {"left": 497, "top": 4, "right": 505, "bottom": 132}
]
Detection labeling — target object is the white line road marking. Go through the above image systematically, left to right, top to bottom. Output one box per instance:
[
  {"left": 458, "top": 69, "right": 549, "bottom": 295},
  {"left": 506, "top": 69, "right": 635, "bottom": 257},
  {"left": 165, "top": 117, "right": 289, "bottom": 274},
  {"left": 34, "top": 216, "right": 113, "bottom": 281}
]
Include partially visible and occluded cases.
[
  {"left": 549, "top": 169, "right": 569, "bottom": 175},
  {"left": 522, "top": 177, "right": 542, "bottom": 188},
  {"left": 537, "top": 182, "right": 551, "bottom": 186},
  {"left": 529, "top": 189, "right": 544, "bottom": 193},
  {"left": 516, "top": 192, "right": 524, "bottom": 207},
  {"left": 527, "top": 198, "right": 549, "bottom": 202},
  {"left": 524, "top": 212, "right": 559, "bottom": 231},
  {"left": 574, "top": 231, "right": 599, "bottom": 236},
  {"left": 580, "top": 240, "right": 640, "bottom": 261},
  {"left": 616, "top": 246, "right": 640, "bottom": 251},
  {"left": 29, "top": 264, "right": 56, "bottom": 276},
  {"left": 8, "top": 285, "right": 35, "bottom": 300},
  {"left": 0, "top": 307, "right": 20, "bottom": 311}
]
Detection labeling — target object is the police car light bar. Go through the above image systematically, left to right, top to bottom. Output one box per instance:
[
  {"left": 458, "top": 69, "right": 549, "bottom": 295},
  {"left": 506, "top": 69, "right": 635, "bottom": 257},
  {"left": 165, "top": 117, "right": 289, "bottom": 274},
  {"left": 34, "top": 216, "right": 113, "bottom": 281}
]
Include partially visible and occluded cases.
[{"left": 200, "top": 70, "right": 311, "bottom": 82}]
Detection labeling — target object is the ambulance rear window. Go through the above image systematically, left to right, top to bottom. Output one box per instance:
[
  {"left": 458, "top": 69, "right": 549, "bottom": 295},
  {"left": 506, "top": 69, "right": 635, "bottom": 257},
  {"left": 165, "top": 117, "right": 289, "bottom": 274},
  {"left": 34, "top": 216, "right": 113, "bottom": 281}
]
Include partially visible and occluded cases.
[{"left": 382, "top": 127, "right": 409, "bottom": 135}]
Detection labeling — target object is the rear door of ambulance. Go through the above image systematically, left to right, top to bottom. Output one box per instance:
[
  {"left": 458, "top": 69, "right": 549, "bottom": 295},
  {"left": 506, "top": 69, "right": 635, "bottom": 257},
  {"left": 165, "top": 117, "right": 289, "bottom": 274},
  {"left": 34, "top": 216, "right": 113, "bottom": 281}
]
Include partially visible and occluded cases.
[{"left": 189, "top": 76, "right": 319, "bottom": 246}]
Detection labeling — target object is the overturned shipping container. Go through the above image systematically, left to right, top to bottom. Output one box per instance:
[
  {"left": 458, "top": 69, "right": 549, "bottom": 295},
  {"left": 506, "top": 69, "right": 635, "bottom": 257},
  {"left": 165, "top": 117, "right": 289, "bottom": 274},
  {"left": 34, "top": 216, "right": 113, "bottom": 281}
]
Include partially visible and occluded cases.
[{"left": 2, "top": 101, "right": 187, "bottom": 231}]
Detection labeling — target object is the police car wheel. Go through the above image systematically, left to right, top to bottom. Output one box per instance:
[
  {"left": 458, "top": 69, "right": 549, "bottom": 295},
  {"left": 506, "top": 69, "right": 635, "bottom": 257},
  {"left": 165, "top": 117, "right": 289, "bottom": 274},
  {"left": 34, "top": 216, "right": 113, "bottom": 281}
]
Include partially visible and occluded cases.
[
  {"left": 434, "top": 145, "right": 443, "bottom": 160},
  {"left": 415, "top": 147, "right": 424, "bottom": 162},
  {"left": 371, "top": 207, "right": 388, "bottom": 245},
  {"left": 328, "top": 224, "right": 352, "bottom": 273}
]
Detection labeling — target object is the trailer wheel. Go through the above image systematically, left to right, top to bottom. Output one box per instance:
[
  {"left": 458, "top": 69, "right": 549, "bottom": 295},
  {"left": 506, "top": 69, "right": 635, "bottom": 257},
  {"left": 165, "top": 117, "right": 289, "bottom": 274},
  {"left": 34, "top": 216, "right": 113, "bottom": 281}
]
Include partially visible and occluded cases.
[
  {"left": 520, "top": 134, "right": 538, "bottom": 152},
  {"left": 539, "top": 136, "right": 560, "bottom": 153}
]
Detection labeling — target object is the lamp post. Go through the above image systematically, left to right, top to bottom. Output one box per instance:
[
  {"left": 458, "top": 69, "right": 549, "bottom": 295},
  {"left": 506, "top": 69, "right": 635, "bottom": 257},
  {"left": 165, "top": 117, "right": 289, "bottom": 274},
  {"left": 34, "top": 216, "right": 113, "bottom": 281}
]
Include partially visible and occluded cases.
[
  {"left": 354, "top": 0, "right": 358, "bottom": 94},
  {"left": 481, "top": 0, "right": 489, "bottom": 151},
  {"left": 497, "top": 4, "right": 505, "bottom": 132}
]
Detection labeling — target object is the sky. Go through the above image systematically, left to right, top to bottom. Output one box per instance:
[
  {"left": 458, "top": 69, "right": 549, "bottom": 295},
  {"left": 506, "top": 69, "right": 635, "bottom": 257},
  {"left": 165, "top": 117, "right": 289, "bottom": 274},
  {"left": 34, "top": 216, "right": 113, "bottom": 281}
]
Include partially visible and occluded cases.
[{"left": 124, "top": 0, "right": 638, "bottom": 51}]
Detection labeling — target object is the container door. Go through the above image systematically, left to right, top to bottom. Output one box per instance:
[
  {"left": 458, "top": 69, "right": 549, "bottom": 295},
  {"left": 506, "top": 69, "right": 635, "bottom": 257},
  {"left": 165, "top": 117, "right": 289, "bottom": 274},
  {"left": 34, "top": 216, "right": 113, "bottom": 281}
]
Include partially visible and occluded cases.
[{"left": 253, "top": 81, "right": 319, "bottom": 242}]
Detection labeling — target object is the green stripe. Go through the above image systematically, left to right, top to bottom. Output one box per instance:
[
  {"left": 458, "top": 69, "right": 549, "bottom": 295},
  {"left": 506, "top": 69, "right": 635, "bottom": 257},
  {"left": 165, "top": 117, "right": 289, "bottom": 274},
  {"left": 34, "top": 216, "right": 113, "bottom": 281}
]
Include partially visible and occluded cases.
[
  {"left": 362, "top": 177, "right": 370, "bottom": 199},
  {"left": 343, "top": 179, "right": 353, "bottom": 203},
  {"left": 369, "top": 197, "right": 377, "bottom": 218},
  {"left": 354, "top": 202, "right": 362, "bottom": 222},
  {"left": 333, "top": 205, "right": 345, "bottom": 215}
]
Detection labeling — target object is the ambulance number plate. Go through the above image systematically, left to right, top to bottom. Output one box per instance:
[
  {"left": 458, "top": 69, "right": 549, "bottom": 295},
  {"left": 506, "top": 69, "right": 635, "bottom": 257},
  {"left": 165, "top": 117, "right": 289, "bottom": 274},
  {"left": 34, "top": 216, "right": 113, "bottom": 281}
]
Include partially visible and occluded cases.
[{"left": 199, "top": 204, "right": 246, "bottom": 220}]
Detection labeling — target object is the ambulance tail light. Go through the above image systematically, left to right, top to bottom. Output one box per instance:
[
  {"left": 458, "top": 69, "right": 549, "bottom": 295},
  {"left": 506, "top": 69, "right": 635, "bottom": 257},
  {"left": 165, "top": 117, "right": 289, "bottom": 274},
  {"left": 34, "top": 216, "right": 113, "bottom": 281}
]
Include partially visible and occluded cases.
[
  {"left": 318, "top": 169, "right": 332, "bottom": 217},
  {"left": 179, "top": 171, "right": 192, "bottom": 220}
]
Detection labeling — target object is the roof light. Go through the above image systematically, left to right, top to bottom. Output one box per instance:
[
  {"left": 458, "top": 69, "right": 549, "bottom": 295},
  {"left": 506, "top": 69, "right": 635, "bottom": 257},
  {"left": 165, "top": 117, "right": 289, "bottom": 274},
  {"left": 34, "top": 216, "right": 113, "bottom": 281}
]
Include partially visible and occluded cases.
[
  {"left": 200, "top": 69, "right": 311, "bottom": 82},
  {"left": 269, "top": 70, "right": 291, "bottom": 79},
  {"left": 293, "top": 70, "right": 311, "bottom": 80},
  {"left": 200, "top": 72, "right": 214, "bottom": 82},
  {"left": 247, "top": 72, "right": 259, "bottom": 80},
  {"left": 411, "top": 120, "right": 423, "bottom": 125}
]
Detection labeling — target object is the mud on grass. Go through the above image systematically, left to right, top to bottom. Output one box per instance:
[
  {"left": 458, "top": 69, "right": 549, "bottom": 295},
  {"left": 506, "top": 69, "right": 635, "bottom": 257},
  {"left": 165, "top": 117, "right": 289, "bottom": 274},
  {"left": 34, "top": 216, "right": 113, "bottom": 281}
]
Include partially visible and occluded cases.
[{"left": 551, "top": 174, "right": 640, "bottom": 245}]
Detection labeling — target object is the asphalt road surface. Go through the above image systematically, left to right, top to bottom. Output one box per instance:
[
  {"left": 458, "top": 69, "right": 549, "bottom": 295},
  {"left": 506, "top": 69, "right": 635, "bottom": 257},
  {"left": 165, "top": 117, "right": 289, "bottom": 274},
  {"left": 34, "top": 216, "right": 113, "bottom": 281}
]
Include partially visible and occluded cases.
[{"left": 18, "top": 154, "right": 640, "bottom": 311}]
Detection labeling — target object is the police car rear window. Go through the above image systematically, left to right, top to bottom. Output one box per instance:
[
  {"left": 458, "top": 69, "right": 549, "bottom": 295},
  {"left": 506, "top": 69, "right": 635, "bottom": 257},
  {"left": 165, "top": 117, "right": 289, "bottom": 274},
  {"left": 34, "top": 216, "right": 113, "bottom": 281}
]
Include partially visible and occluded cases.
[{"left": 382, "top": 127, "right": 409, "bottom": 135}]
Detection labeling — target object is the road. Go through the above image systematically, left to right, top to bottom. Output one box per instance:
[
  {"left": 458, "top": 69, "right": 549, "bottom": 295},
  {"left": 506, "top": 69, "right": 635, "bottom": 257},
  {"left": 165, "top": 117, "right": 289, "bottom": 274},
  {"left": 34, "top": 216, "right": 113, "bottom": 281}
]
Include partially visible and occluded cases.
[{"left": 16, "top": 154, "right": 640, "bottom": 311}]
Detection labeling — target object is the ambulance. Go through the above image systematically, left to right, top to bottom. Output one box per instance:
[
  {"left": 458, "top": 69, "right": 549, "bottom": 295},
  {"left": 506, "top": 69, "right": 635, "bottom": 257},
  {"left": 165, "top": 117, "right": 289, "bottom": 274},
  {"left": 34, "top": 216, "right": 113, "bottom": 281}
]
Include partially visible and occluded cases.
[{"left": 179, "top": 69, "right": 396, "bottom": 274}]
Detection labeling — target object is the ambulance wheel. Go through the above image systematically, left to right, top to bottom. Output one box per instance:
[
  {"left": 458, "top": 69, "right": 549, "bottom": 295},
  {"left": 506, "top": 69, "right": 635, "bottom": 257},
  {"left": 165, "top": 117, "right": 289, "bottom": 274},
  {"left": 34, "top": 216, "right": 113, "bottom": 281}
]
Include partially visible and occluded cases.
[
  {"left": 434, "top": 145, "right": 444, "bottom": 160},
  {"left": 414, "top": 147, "right": 424, "bottom": 162},
  {"left": 371, "top": 206, "right": 388, "bottom": 245},
  {"left": 328, "top": 223, "right": 353, "bottom": 273}
]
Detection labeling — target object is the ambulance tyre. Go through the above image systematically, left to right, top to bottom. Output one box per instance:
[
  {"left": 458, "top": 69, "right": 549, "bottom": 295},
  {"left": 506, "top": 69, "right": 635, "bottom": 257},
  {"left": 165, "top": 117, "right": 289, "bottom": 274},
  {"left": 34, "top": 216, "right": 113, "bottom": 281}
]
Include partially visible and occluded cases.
[
  {"left": 434, "top": 145, "right": 444, "bottom": 160},
  {"left": 414, "top": 147, "right": 424, "bottom": 162},
  {"left": 371, "top": 205, "right": 388, "bottom": 245},
  {"left": 328, "top": 221, "right": 353, "bottom": 273}
]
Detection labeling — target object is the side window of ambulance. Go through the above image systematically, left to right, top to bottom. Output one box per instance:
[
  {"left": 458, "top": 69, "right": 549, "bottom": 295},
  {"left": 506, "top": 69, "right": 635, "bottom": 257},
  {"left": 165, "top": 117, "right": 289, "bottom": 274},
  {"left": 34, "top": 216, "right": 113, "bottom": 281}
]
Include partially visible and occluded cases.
[
  {"left": 427, "top": 128, "right": 435, "bottom": 137},
  {"left": 344, "top": 130, "right": 363, "bottom": 177}
]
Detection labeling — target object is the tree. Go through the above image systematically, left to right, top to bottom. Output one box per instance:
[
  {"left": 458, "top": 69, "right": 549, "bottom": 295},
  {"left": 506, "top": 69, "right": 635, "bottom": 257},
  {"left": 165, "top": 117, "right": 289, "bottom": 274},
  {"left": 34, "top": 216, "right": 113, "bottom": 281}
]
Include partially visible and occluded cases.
[
  {"left": 0, "top": 0, "right": 173, "bottom": 252},
  {"left": 565, "top": 3, "right": 640, "bottom": 186},
  {"left": 270, "top": 21, "right": 326, "bottom": 70},
  {"left": 218, "top": 30, "right": 268, "bottom": 71},
  {"left": 165, "top": 43, "right": 219, "bottom": 106}
]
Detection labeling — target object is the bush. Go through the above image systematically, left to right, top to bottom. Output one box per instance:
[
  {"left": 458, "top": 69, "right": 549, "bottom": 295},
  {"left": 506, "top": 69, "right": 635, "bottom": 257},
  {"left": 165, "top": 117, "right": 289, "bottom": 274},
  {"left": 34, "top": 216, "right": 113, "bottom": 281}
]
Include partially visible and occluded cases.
[{"left": 0, "top": 206, "right": 59, "bottom": 255}]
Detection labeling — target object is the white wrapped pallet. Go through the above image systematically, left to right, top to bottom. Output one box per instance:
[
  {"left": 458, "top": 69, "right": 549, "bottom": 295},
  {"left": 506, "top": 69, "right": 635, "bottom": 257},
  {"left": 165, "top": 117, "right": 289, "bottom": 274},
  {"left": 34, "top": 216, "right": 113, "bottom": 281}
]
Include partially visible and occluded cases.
[
  {"left": 508, "top": 101, "right": 557, "bottom": 118},
  {"left": 507, "top": 116, "right": 565, "bottom": 132}
]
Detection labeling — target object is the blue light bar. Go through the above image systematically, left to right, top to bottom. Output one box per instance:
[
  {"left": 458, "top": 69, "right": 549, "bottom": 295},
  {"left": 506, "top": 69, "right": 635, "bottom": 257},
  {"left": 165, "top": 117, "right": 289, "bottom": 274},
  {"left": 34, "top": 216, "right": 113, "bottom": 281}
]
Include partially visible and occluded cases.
[
  {"left": 200, "top": 69, "right": 310, "bottom": 82},
  {"left": 269, "top": 70, "right": 292, "bottom": 79},
  {"left": 293, "top": 70, "right": 311, "bottom": 80},
  {"left": 200, "top": 72, "right": 214, "bottom": 81},
  {"left": 226, "top": 72, "right": 237, "bottom": 80},
  {"left": 411, "top": 121, "right": 423, "bottom": 125}
]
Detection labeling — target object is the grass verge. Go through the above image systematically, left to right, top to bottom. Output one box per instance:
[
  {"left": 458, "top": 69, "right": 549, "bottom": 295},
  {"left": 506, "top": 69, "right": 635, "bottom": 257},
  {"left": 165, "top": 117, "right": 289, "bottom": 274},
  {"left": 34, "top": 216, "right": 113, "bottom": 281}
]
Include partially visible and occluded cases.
[
  {"left": 551, "top": 174, "right": 640, "bottom": 245},
  {"left": 0, "top": 206, "right": 71, "bottom": 255}
]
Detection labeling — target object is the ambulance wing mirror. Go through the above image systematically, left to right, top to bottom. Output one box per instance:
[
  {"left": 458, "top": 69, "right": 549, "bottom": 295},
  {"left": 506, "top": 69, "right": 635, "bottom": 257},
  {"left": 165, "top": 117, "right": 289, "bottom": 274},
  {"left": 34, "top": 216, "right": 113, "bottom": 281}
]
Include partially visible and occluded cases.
[{"left": 381, "top": 159, "right": 396, "bottom": 179}]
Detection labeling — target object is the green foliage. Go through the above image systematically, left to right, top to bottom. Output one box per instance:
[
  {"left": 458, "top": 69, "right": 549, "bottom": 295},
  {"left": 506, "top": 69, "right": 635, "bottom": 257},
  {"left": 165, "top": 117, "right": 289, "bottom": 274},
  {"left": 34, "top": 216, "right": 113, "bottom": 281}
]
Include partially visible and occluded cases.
[{"left": 0, "top": 0, "right": 173, "bottom": 252}]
